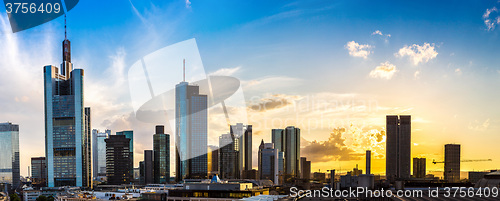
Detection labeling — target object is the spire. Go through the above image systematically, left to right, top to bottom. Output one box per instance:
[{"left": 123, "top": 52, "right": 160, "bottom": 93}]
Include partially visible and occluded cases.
[
  {"left": 64, "top": 14, "right": 67, "bottom": 40},
  {"left": 183, "top": 59, "right": 185, "bottom": 82}
]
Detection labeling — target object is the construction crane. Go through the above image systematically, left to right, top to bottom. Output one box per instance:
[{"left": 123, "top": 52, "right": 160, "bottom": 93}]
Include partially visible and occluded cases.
[{"left": 432, "top": 159, "right": 492, "bottom": 164}]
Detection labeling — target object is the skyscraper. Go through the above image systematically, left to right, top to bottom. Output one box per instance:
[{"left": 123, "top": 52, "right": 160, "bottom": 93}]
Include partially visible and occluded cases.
[
  {"left": 44, "top": 34, "right": 90, "bottom": 187},
  {"left": 175, "top": 81, "right": 208, "bottom": 181},
  {"left": 84, "top": 107, "right": 91, "bottom": 188},
  {"left": 386, "top": 115, "right": 411, "bottom": 182},
  {"left": 0, "top": 122, "right": 20, "bottom": 189},
  {"left": 231, "top": 123, "right": 252, "bottom": 175},
  {"left": 153, "top": 125, "right": 170, "bottom": 183},
  {"left": 284, "top": 126, "right": 301, "bottom": 178},
  {"left": 92, "top": 129, "right": 110, "bottom": 182},
  {"left": 116, "top": 130, "right": 134, "bottom": 180},
  {"left": 218, "top": 133, "right": 239, "bottom": 179},
  {"left": 106, "top": 135, "right": 131, "bottom": 185},
  {"left": 258, "top": 140, "right": 279, "bottom": 184},
  {"left": 444, "top": 144, "right": 460, "bottom": 182},
  {"left": 207, "top": 145, "right": 219, "bottom": 176},
  {"left": 143, "top": 150, "right": 154, "bottom": 184},
  {"left": 31, "top": 157, "right": 47, "bottom": 187},
  {"left": 300, "top": 157, "right": 311, "bottom": 179},
  {"left": 413, "top": 158, "right": 426, "bottom": 178}
]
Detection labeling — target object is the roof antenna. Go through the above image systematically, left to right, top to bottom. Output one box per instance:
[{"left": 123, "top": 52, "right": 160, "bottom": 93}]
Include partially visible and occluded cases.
[
  {"left": 64, "top": 14, "right": 67, "bottom": 40},
  {"left": 183, "top": 59, "right": 185, "bottom": 82}
]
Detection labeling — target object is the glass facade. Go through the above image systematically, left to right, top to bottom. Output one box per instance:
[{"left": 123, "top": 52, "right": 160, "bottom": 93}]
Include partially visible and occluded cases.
[
  {"left": 44, "top": 37, "right": 90, "bottom": 187},
  {"left": 175, "top": 82, "right": 208, "bottom": 181},
  {"left": 0, "top": 122, "right": 20, "bottom": 189},
  {"left": 230, "top": 123, "right": 252, "bottom": 176},
  {"left": 153, "top": 125, "right": 170, "bottom": 184},
  {"left": 92, "top": 129, "right": 110, "bottom": 182},
  {"left": 116, "top": 130, "right": 134, "bottom": 180},
  {"left": 218, "top": 133, "right": 238, "bottom": 179},
  {"left": 105, "top": 135, "right": 131, "bottom": 185},
  {"left": 258, "top": 141, "right": 278, "bottom": 184},
  {"left": 31, "top": 157, "right": 47, "bottom": 186}
]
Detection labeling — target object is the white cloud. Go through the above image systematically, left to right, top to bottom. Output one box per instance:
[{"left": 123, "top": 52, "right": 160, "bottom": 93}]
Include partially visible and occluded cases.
[
  {"left": 185, "top": 0, "right": 191, "bottom": 8},
  {"left": 483, "top": 7, "right": 500, "bottom": 31},
  {"left": 371, "top": 30, "right": 391, "bottom": 42},
  {"left": 372, "top": 30, "right": 383, "bottom": 36},
  {"left": 345, "top": 41, "right": 373, "bottom": 59},
  {"left": 396, "top": 43, "right": 438, "bottom": 65},
  {"left": 369, "top": 61, "right": 397, "bottom": 80},
  {"left": 208, "top": 66, "right": 241, "bottom": 76},
  {"left": 455, "top": 68, "right": 462, "bottom": 75},
  {"left": 414, "top": 70, "right": 420, "bottom": 79},
  {"left": 468, "top": 119, "right": 490, "bottom": 131}
]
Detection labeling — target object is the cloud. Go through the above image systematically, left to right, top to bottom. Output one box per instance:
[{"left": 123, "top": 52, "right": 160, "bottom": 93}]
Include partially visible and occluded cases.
[
  {"left": 185, "top": 0, "right": 191, "bottom": 8},
  {"left": 483, "top": 7, "right": 500, "bottom": 31},
  {"left": 371, "top": 30, "right": 391, "bottom": 42},
  {"left": 345, "top": 41, "right": 373, "bottom": 59},
  {"left": 396, "top": 43, "right": 438, "bottom": 65},
  {"left": 369, "top": 61, "right": 397, "bottom": 80},
  {"left": 208, "top": 66, "right": 241, "bottom": 76},
  {"left": 455, "top": 68, "right": 462, "bottom": 75},
  {"left": 414, "top": 70, "right": 420, "bottom": 79},
  {"left": 248, "top": 94, "right": 298, "bottom": 112},
  {"left": 468, "top": 119, "right": 490, "bottom": 131},
  {"left": 301, "top": 128, "right": 362, "bottom": 162}
]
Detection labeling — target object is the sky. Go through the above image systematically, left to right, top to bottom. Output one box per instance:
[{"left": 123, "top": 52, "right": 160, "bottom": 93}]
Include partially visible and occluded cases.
[{"left": 1, "top": 0, "right": 500, "bottom": 179}]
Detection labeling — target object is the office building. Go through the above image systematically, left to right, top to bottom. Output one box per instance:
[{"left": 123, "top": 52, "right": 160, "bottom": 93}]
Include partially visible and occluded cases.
[
  {"left": 44, "top": 34, "right": 91, "bottom": 187},
  {"left": 175, "top": 81, "right": 208, "bottom": 181},
  {"left": 84, "top": 107, "right": 91, "bottom": 188},
  {"left": 386, "top": 115, "right": 411, "bottom": 182},
  {"left": 0, "top": 123, "right": 20, "bottom": 189},
  {"left": 231, "top": 123, "right": 252, "bottom": 175},
  {"left": 153, "top": 125, "right": 170, "bottom": 183},
  {"left": 272, "top": 126, "right": 300, "bottom": 179},
  {"left": 92, "top": 129, "right": 110, "bottom": 182},
  {"left": 116, "top": 130, "right": 134, "bottom": 180},
  {"left": 219, "top": 133, "right": 239, "bottom": 179},
  {"left": 105, "top": 135, "right": 131, "bottom": 185},
  {"left": 258, "top": 140, "right": 279, "bottom": 184},
  {"left": 444, "top": 144, "right": 460, "bottom": 182},
  {"left": 207, "top": 145, "right": 219, "bottom": 176},
  {"left": 143, "top": 150, "right": 154, "bottom": 184},
  {"left": 366, "top": 150, "right": 371, "bottom": 175},
  {"left": 31, "top": 157, "right": 47, "bottom": 186},
  {"left": 300, "top": 157, "right": 311, "bottom": 180},
  {"left": 413, "top": 158, "right": 426, "bottom": 178}
]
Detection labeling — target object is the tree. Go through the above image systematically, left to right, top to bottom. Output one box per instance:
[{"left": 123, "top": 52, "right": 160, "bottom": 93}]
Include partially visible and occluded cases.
[
  {"left": 10, "top": 193, "right": 21, "bottom": 201},
  {"left": 36, "top": 195, "right": 48, "bottom": 201}
]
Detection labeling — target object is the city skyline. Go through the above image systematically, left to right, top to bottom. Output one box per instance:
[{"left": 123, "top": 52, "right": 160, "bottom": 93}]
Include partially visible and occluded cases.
[{"left": 2, "top": 0, "right": 500, "bottom": 178}]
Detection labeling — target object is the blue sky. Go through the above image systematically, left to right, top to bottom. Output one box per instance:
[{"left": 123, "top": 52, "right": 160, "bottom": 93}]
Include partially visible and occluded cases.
[{"left": 2, "top": 0, "right": 500, "bottom": 177}]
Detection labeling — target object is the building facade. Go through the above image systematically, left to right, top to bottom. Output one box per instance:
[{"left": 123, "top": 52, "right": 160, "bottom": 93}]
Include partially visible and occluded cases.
[
  {"left": 44, "top": 36, "right": 91, "bottom": 187},
  {"left": 175, "top": 82, "right": 208, "bottom": 181},
  {"left": 386, "top": 115, "right": 411, "bottom": 182},
  {"left": 0, "top": 122, "right": 20, "bottom": 189},
  {"left": 231, "top": 123, "right": 252, "bottom": 176},
  {"left": 153, "top": 125, "right": 170, "bottom": 183},
  {"left": 92, "top": 129, "right": 110, "bottom": 182},
  {"left": 116, "top": 130, "right": 134, "bottom": 180},
  {"left": 218, "top": 133, "right": 239, "bottom": 179},
  {"left": 105, "top": 135, "right": 131, "bottom": 185},
  {"left": 258, "top": 141, "right": 278, "bottom": 184},
  {"left": 444, "top": 144, "right": 460, "bottom": 182},
  {"left": 207, "top": 145, "right": 219, "bottom": 177},
  {"left": 143, "top": 150, "right": 154, "bottom": 184},
  {"left": 31, "top": 157, "right": 47, "bottom": 187},
  {"left": 300, "top": 157, "right": 311, "bottom": 180},
  {"left": 412, "top": 158, "right": 426, "bottom": 178}
]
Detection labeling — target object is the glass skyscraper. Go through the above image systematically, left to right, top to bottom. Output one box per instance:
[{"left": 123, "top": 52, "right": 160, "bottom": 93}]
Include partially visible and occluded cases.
[
  {"left": 44, "top": 36, "right": 91, "bottom": 187},
  {"left": 175, "top": 82, "right": 208, "bottom": 181},
  {"left": 386, "top": 115, "right": 411, "bottom": 182},
  {"left": 0, "top": 122, "right": 20, "bottom": 189},
  {"left": 231, "top": 123, "right": 252, "bottom": 175},
  {"left": 153, "top": 125, "right": 170, "bottom": 183},
  {"left": 272, "top": 126, "right": 301, "bottom": 179},
  {"left": 92, "top": 129, "right": 110, "bottom": 182},
  {"left": 116, "top": 130, "right": 134, "bottom": 180},
  {"left": 218, "top": 133, "right": 238, "bottom": 179},
  {"left": 105, "top": 135, "right": 131, "bottom": 185},
  {"left": 258, "top": 140, "right": 278, "bottom": 184}
]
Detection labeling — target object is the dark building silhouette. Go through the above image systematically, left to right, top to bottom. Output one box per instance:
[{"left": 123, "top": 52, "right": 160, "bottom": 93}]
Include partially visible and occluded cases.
[
  {"left": 84, "top": 107, "right": 92, "bottom": 188},
  {"left": 386, "top": 115, "right": 411, "bottom": 182},
  {"left": 231, "top": 123, "right": 252, "bottom": 176},
  {"left": 154, "top": 125, "right": 170, "bottom": 183},
  {"left": 116, "top": 130, "right": 134, "bottom": 181},
  {"left": 219, "top": 133, "right": 238, "bottom": 179},
  {"left": 106, "top": 135, "right": 131, "bottom": 185},
  {"left": 445, "top": 144, "right": 460, "bottom": 182},
  {"left": 207, "top": 145, "right": 219, "bottom": 176},
  {"left": 142, "top": 150, "right": 154, "bottom": 184},
  {"left": 31, "top": 157, "right": 47, "bottom": 187},
  {"left": 300, "top": 157, "right": 311, "bottom": 180},
  {"left": 413, "top": 158, "right": 426, "bottom": 178}
]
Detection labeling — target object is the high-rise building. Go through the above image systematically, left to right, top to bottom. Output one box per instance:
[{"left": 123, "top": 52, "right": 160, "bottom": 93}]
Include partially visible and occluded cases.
[
  {"left": 44, "top": 35, "right": 90, "bottom": 187},
  {"left": 175, "top": 81, "right": 208, "bottom": 181},
  {"left": 84, "top": 107, "right": 92, "bottom": 188},
  {"left": 386, "top": 115, "right": 411, "bottom": 182},
  {"left": 0, "top": 123, "right": 20, "bottom": 189},
  {"left": 231, "top": 123, "right": 252, "bottom": 175},
  {"left": 153, "top": 125, "right": 170, "bottom": 183},
  {"left": 284, "top": 126, "right": 300, "bottom": 178},
  {"left": 92, "top": 129, "right": 110, "bottom": 182},
  {"left": 271, "top": 129, "right": 284, "bottom": 152},
  {"left": 116, "top": 130, "right": 134, "bottom": 180},
  {"left": 218, "top": 133, "right": 239, "bottom": 179},
  {"left": 105, "top": 135, "right": 131, "bottom": 185},
  {"left": 258, "top": 140, "right": 279, "bottom": 184},
  {"left": 444, "top": 144, "right": 460, "bottom": 182},
  {"left": 207, "top": 145, "right": 219, "bottom": 176},
  {"left": 143, "top": 150, "right": 154, "bottom": 184},
  {"left": 366, "top": 150, "right": 371, "bottom": 175},
  {"left": 31, "top": 157, "right": 47, "bottom": 186},
  {"left": 300, "top": 157, "right": 311, "bottom": 180},
  {"left": 413, "top": 158, "right": 426, "bottom": 178}
]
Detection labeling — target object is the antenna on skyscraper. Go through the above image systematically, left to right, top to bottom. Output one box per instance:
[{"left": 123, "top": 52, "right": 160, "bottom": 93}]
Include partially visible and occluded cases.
[
  {"left": 64, "top": 14, "right": 67, "bottom": 39},
  {"left": 183, "top": 59, "right": 185, "bottom": 82}
]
